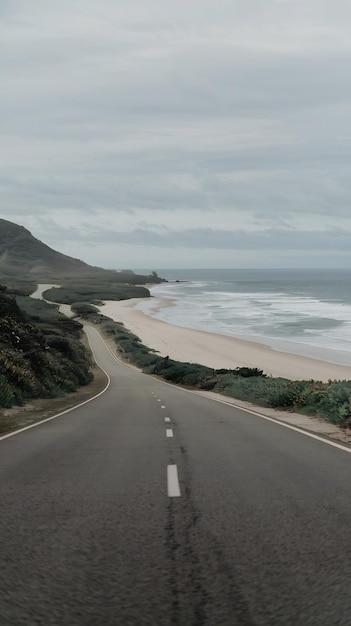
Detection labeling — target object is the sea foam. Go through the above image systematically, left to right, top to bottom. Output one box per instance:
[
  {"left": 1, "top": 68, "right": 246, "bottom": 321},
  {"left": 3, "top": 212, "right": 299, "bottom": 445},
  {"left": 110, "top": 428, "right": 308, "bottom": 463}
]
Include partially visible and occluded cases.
[{"left": 136, "top": 270, "right": 351, "bottom": 366}]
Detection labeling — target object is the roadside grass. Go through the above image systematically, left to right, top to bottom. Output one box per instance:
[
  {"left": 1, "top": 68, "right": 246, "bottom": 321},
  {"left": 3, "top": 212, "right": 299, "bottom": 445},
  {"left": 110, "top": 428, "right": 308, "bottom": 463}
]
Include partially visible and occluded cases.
[
  {"left": 0, "top": 289, "right": 94, "bottom": 413},
  {"left": 81, "top": 311, "right": 351, "bottom": 429},
  {"left": 0, "top": 329, "right": 107, "bottom": 435},
  {"left": 0, "top": 360, "right": 107, "bottom": 435}
]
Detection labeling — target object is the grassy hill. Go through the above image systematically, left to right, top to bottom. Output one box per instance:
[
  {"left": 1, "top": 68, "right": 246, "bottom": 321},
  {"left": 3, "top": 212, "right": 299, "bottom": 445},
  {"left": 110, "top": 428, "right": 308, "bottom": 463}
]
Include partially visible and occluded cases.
[
  {"left": 0, "top": 219, "right": 165, "bottom": 293},
  {"left": 0, "top": 219, "right": 91, "bottom": 281},
  {"left": 0, "top": 285, "right": 93, "bottom": 411}
]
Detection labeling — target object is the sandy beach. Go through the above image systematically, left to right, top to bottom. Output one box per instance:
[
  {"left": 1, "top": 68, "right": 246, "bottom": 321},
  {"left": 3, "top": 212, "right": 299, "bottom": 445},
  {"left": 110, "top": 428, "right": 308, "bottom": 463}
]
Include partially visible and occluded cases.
[{"left": 97, "top": 298, "right": 351, "bottom": 382}]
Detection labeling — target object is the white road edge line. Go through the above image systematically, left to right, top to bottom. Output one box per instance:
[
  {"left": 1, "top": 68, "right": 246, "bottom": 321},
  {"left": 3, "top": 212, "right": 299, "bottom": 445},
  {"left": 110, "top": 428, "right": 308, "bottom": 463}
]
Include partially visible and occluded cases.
[
  {"left": 50, "top": 325, "right": 351, "bottom": 458},
  {"left": 100, "top": 326, "right": 351, "bottom": 456},
  {"left": 84, "top": 328, "right": 351, "bottom": 457},
  {"left": 0, "top": 329, "right": 111, "bottom": 442},
  {"left": 142, "top": 364, "right": 351, "bottom": 456},
  {"left": 194, "top": 392, "right": 351, "bottom": 455},
  {"left": 166, "top": 428, "right": 174, "bottom": 438},
  {"left": 167, "top": 464, "right": 181, "bottom": 497}
]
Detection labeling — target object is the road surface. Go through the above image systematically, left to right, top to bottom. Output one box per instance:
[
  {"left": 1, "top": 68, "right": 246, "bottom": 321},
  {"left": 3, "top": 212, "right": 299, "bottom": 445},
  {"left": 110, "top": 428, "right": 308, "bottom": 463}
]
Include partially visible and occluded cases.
[
  {"left": 30, "top": 284, "right": 74, "bottom": 318},
  {"left": 1, "top": 326, "right": 351, "bottom": 625}
]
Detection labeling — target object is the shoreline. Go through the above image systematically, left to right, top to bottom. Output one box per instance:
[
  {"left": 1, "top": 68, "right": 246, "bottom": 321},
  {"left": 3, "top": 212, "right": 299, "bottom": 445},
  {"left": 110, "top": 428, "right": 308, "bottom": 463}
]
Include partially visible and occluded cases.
[{"left": 98, "top": 298, "right": 351, "bottom": 382}]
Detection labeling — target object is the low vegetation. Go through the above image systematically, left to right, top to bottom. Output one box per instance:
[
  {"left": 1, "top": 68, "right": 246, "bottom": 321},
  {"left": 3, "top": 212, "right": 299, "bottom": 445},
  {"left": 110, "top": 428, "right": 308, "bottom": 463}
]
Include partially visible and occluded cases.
[
  {"left": 42, "top": 271, "right": 166, "bottom": 305},
  {"left": 44, "top": 281, "right": 150, "bottom": 305},
  {"left": 0, "top": 285, "right": 93, "bottom": 411},
  {"left": 71, "top": 302, "right": 100, "bottom": 316},
  {"left": 80, "top": 309, "right": 351, "bottom": 428}
]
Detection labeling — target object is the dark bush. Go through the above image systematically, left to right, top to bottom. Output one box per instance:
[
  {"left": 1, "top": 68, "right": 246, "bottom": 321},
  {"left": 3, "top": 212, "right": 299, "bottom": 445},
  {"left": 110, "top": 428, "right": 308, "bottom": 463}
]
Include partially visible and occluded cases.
[{"left": 0, "top": 290, "right": 93, "bottom": 409}]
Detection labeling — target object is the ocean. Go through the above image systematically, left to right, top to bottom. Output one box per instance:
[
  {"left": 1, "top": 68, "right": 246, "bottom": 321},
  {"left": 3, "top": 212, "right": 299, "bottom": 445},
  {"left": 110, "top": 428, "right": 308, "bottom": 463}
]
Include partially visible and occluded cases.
[{"left": 135, "top": 269, "right": 351, "bottom": 367}]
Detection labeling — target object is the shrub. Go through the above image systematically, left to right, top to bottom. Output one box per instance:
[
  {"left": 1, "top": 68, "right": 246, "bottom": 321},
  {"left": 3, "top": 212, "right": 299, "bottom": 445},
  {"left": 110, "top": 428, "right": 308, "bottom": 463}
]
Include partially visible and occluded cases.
[
  {"left": 0, "top": 290, "right": 93, "bottom": 409},
  {"left": 71, "top": 302, "right": 99, "bottom": 315},
  {"left": 83, "top": 309, "right": 351, "bottom": 428},
  {"left": 0, "top": 375, "right": 15, "bottom": 408},
  {"left": 264, "top": 381, "right": 308, "bottom": 408}
]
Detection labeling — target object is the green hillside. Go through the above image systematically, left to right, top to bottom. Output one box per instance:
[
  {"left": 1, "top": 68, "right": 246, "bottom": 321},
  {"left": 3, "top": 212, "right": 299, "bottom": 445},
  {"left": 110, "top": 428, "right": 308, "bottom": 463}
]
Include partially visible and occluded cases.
[
  {"left": 0, "top": 219, "right": 91, "bottom": 280},
  {"left": 0, "top": 220, "right": 165, "bottom": 291},
  {"left": 0, "top": 285, "right": 93, "bottom": 410}
]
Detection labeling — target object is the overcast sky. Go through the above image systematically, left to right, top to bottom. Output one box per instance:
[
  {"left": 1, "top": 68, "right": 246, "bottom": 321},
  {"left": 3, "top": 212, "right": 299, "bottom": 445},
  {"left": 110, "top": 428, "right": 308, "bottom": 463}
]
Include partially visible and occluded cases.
[{"left": 1, "top": 0, "right": 351, "bottom": 269}]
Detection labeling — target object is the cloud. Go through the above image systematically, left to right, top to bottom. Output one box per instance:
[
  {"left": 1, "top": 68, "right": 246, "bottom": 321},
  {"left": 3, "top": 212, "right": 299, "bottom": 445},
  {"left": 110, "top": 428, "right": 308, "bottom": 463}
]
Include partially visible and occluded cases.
[
  {"left": 1, "top": 0, "right": 351, "bottom": 267},
  {"left": 28, "top": 219, "right": 351, "bottom": 252}
]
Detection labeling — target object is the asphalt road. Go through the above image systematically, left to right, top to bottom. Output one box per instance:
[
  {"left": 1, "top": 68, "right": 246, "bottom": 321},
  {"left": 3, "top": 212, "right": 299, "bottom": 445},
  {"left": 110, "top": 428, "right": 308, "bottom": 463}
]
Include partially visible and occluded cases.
[{"left": 1, "top": 327, "right": 351, "bottom": 625}]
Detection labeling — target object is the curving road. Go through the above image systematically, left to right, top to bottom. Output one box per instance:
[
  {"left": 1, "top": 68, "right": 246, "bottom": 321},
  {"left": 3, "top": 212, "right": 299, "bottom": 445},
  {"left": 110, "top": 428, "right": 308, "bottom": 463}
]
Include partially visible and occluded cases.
[{"left": 1, "top": 326, "right": 351, "bottom": 625}]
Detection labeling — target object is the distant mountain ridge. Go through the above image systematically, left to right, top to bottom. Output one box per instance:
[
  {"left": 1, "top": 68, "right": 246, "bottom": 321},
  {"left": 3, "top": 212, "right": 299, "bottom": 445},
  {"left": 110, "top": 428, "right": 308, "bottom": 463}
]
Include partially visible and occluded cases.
[
  {"left": 0, "top": 219, "right": 96, "bottom": 279},
  {"left": 0, "top": 219, "right": 160, "bottom": 286}
]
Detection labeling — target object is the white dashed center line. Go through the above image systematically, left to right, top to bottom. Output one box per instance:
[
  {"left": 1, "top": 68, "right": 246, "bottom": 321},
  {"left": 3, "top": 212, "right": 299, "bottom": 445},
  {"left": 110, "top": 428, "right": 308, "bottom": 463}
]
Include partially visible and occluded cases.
[
  {"left": 164, "top": 417, "right": 171, "bottom": 423},
  {"left": 166, "top": 429, "right": 174, "bottom": 438},
  {"left": 167, "top": 465, "right": 181, "bottom": 497}
]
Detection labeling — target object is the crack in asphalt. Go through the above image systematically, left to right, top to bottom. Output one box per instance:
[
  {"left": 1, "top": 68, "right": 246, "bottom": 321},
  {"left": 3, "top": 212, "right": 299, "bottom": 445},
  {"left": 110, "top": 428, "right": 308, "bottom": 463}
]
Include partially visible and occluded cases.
[{"left": 166, "top": 436, "right": 256, "bottom": 626}]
